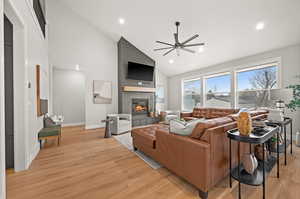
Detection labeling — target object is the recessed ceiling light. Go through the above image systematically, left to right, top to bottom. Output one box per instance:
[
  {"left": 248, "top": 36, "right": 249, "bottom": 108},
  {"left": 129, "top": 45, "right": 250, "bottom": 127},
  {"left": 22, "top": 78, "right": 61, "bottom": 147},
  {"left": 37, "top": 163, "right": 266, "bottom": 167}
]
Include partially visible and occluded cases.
[
  {"left": 119, "top": 18, "right": 125, "bottom": 25},
  {"left": 256, "top": 22, "right": 265, "bottom": 30},
  {"left": 198, "top": 46, "right": 204, "bottom": 53},
  {"left": 169, "top": 59, "right": 174, "bottom": 64},
  {"left": 75, "top": 65, "right": 80, "bottom": 71}
]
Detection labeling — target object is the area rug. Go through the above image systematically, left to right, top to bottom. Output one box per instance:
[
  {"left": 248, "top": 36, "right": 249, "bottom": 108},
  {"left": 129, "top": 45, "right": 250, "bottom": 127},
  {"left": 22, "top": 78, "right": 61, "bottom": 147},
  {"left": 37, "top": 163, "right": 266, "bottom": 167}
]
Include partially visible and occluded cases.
[{"left": 113, "top": 133, "right": 162, "bottom": 169}]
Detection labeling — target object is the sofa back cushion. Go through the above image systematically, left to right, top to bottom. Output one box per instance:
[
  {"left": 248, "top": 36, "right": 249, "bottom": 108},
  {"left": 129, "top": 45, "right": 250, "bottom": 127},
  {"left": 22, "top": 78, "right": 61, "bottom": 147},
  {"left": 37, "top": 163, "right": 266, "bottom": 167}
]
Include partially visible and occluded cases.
[
  {"left": 192, "top": 108, "right": 239, "bottom": 119},
  {"left": 190, "top": 116, "right": 234, "bottom": 139}
]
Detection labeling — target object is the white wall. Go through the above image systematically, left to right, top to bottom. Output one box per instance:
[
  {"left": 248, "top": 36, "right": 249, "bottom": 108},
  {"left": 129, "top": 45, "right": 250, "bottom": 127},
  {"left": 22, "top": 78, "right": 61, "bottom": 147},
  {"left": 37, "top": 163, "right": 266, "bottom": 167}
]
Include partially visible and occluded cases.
[
  {"left": 47, "top": 0, "right": 118, "bottom": 129},
  {"left": 168, "top": 44, "right": 300, "bottom": 131},
  {"left": 53, "top": 68, "right": 85, "bottom": 126}
]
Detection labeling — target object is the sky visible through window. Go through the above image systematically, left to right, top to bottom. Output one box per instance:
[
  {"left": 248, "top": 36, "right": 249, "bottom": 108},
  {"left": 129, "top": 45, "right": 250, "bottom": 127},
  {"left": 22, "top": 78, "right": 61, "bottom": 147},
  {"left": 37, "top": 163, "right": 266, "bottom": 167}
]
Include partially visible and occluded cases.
[
  {"left": 183, "top": 65, "right": 277, "bottom": 93},
  {"left": 237, "top": 65, "right": 277, "bottom": 91},
  {"left": 206, "top": 74, "right": 231, "bottom": 93},
  {"left": 183, "top": 79, "right": 201, "bottom": 94}
]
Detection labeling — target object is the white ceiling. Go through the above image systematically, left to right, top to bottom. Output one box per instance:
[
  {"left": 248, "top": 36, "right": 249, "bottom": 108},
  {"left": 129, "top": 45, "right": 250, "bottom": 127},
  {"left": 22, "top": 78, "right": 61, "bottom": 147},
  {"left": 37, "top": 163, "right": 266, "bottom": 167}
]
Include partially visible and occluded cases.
[{"left": 61, "top": 0, "right": 300, "bottom": 76}]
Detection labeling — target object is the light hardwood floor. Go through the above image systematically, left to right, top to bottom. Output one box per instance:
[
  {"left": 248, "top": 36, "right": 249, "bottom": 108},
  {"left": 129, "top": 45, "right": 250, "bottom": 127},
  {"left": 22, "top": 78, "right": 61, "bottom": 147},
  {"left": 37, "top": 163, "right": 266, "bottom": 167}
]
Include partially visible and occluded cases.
[{"left": 6, "top": 126, "right": 300, "bottom": 199}]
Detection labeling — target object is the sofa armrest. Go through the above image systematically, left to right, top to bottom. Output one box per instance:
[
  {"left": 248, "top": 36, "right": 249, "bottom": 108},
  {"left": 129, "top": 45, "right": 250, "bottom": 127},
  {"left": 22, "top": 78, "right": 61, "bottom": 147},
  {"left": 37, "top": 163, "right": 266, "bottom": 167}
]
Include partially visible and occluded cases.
[
  {"left": 180, "top": 112, "right": 192, "bottom": 118},
  {"left": 155, "top": 130, "right": 211, "bottom": 191}
]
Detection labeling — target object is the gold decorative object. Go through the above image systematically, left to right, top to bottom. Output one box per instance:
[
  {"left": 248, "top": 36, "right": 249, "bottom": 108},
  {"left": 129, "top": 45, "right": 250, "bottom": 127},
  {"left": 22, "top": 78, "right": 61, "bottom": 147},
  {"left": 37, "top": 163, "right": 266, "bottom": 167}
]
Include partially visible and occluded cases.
[{"left": 237, "top": 112, "right": 253, "bottom": 136}]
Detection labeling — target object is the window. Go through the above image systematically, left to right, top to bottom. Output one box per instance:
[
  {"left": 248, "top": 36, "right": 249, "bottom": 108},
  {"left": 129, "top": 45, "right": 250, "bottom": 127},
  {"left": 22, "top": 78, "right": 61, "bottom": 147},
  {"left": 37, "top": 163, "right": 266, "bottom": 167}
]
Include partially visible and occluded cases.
[
  {"left": 33, "top": 0, "right": 46, "bottom": 37},
  {"left": 236, "top": 64, "right": 279, "bottom": 108},
  {"left": 204, "top": 73, "right": 232, "bottom": 108},
  {"left": 182, "top": 79, "right": 201, "bottom": 111},
  {"left": 156, "top": 86, "right": 165, "bottom": 112}
]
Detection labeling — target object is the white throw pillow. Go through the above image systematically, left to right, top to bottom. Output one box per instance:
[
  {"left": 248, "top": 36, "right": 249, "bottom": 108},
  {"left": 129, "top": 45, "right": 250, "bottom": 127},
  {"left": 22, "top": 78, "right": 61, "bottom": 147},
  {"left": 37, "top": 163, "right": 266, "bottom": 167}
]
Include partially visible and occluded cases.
[{"left": 170, "top": 119, "right": 203, "bottom": 136}]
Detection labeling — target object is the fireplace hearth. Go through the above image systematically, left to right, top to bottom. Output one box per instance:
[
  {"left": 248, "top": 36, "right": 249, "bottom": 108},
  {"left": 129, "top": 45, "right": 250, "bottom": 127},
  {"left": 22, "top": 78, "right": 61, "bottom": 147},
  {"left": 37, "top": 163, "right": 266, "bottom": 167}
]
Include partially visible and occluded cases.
[{"left": 132, "top": 98, "right": 148, "bottom": 115}]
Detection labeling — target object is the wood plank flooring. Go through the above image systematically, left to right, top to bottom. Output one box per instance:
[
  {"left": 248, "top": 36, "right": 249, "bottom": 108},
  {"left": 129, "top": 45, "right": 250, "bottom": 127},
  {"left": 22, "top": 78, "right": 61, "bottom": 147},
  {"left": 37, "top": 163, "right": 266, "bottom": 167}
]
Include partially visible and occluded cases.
[{"left": 6, "top": 126, "right": 300, "bottom": 199}]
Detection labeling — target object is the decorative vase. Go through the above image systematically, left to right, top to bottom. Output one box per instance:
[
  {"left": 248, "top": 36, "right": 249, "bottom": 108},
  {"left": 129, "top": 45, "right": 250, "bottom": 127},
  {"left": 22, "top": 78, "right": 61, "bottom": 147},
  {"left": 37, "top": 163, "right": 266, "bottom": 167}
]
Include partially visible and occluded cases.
[
  {"left": 237, "top": 112, "right": 253, "bottom": 136},
  {"left": 254, "top": 144, "right": 269, "bottom": 161},
  {"left": 242, "top": 153, "right": 258, "bottom": 174}
]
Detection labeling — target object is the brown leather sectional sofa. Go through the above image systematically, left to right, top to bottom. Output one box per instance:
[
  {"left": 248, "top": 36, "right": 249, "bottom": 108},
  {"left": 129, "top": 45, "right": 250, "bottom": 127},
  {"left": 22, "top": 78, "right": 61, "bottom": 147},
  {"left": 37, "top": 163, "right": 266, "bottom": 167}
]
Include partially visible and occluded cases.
[{"left": 131, "top": 108, "right": 268, "bottom": 199}]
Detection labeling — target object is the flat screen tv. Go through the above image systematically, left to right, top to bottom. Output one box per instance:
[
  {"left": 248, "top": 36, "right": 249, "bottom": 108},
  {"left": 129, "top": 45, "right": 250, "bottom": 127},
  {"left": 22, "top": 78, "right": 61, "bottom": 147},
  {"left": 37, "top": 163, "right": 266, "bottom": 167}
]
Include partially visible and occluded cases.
[{"left": 127, "top": 62, "right": 154, "bottom": 81}]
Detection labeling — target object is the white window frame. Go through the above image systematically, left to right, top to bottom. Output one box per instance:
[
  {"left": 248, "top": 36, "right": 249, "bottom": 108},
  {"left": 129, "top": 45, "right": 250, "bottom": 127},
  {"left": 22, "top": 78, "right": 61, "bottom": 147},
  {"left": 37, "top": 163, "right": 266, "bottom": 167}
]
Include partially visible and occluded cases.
[
  {"left": 179, "top": 57, "right": 281, "bottom": 110},
  {"left": 234, "top": 60, "right": 281, "bottom": 108},
  {"left": 203, "top": 72, "right": 232, "bottom": 108},
  {"left": 181, "top": 77, "right": 202, "bottom": 111}
]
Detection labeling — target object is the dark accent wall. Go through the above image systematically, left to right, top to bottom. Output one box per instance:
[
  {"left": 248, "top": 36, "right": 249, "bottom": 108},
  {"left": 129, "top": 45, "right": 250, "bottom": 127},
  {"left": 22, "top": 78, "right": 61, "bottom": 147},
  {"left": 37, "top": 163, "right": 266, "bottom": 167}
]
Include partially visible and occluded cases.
[
  {"left": 4, "top": 15, "right": 14, "bottom": 169},
  {"left": 118, "top": 37, "right": 156, "bottom": 126}
]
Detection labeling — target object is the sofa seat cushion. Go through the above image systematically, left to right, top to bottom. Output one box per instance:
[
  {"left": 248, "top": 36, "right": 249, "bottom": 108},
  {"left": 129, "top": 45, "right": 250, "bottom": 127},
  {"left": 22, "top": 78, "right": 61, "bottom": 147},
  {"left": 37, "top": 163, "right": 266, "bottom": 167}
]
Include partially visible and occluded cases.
[
  {"left": 190, "top": 117, "right": 234, "bottom": 139},
  {"left": 131, "top": 124, "right": 169, "bottom": 149},
  {"left": 38, "top": 127, "right": 60, "bottom": 138}
]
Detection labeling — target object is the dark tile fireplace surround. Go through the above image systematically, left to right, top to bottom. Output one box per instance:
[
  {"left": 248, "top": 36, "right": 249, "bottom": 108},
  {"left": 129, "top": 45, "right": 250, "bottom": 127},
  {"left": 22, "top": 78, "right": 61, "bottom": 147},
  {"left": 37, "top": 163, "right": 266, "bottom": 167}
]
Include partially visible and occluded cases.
[{"left": 118, "top": 37, "right": 157, "bottom": 127}]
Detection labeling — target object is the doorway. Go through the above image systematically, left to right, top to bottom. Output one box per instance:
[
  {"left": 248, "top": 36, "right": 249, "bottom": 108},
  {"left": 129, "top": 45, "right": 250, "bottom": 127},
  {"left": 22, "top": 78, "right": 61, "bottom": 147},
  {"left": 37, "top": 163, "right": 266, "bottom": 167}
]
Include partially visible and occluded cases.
[{"left": 4, "top": 14, "right": 14, "bottom": 169}]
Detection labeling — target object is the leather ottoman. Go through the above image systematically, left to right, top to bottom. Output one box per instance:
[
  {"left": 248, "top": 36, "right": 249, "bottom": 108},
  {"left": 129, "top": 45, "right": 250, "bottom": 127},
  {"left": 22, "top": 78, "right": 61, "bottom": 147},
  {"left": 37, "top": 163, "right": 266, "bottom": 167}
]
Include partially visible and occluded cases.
[{"left": 131, "top": 124, "right": 169, "bottom": 159}]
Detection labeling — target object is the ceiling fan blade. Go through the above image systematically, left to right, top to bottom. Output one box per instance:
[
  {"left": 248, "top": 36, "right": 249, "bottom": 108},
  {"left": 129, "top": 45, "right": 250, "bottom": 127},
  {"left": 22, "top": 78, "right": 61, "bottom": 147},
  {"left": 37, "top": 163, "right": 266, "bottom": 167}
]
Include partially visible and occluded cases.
[
  {"left": 174, "top": 33, "right": 179, "bottom": 44},
  {"left": 181, "top": 34, "right": 199, "bottom": 45},
  {"left": 156, "top": 41, "right": 174, "bottom": 46},
  {"left": 182, "top": 43, "right": 205, "bottom": 47},
  {"left": 154, "top": 47, "right": 174, "bottom": 51},
  {"left": 180, "top": 47, "right": 195, "bottom": 53},
  {"left": 163, "top": 48, "right": 175, "bottom": 56}
]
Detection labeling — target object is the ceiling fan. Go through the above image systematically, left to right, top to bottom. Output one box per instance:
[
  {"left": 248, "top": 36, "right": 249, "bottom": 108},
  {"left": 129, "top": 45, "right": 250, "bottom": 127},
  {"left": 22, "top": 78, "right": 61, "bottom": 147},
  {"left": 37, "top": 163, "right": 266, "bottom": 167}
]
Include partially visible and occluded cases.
[{"left": 154, "top": 21, "right": 205, "bottom": 56}]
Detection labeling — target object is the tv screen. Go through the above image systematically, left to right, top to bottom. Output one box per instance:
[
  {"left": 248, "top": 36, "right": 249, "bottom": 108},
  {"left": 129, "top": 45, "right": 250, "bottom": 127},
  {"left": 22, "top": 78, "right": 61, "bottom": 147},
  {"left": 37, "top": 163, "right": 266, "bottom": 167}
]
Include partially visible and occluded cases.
[
  {"left": 127, "top": 62, "right": 154, "bottom": 81},
  {"left": 40, "top": 99, "right": 48, "bottom": 115}
]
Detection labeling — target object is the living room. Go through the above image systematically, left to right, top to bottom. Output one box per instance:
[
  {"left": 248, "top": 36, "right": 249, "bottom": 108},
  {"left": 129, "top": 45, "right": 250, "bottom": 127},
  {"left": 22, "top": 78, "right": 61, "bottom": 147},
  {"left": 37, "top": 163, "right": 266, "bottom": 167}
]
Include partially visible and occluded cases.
[{"left": 1, "top": 0, "right": 300, "bottom": 199}]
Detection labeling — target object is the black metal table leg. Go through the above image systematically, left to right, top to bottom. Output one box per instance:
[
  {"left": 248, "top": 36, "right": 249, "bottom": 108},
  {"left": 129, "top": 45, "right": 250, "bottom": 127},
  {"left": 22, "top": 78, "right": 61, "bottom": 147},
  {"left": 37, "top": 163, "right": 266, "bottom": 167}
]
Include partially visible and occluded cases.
[
  {"left": 290, "top": 120, "right": 293, "bottom": 154},
  {"left": 284, "top": 125, "right": 287, "bottom": 165},
  {"left": 277, "top": 130, "right": 280, "bottom": 178},
  {"left": 229, "top": 139, "right": 232, "bottom": 188},
  {"left": 238, "top": 142, "right": 241, "bottom": 199},
  {"left": 262, "top": 143, "right": 265, "bottom": 199}
]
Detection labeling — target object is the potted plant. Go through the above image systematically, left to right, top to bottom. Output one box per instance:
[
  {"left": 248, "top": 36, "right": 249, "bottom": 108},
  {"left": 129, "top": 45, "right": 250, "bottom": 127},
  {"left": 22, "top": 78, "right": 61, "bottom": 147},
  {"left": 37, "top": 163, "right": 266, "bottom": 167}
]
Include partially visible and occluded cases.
[
  {"left": 286, "top": 75, "right": 300, "bottom": 146},
  {"left": 286, "top": 75, "right": 300, "bottom": 111}
]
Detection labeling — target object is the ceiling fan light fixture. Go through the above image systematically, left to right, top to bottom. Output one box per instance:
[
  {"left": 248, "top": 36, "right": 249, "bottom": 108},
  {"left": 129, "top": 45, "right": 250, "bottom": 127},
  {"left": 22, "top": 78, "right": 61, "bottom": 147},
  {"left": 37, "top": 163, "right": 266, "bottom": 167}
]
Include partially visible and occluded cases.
[{"left": 169, "top": 59, "right": 174, "bottom": 64}]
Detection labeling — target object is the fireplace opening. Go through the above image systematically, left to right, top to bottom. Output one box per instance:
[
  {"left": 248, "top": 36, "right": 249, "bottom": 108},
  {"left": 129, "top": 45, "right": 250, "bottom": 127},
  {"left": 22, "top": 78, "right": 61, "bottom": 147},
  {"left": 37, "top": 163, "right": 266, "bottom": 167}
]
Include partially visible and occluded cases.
[{"left": 132, "top": 98, "right": 149, "bottom": 115}]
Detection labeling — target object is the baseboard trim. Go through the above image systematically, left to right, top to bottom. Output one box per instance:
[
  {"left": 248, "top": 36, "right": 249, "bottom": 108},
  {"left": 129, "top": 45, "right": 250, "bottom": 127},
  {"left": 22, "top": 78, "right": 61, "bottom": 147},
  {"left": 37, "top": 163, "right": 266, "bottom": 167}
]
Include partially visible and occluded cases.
[
  {"left": 62, "top": 122, "right": 85, "bottom": 127},
  {"left": 85, "top": 123, "right": 105, "bottom": 130}
]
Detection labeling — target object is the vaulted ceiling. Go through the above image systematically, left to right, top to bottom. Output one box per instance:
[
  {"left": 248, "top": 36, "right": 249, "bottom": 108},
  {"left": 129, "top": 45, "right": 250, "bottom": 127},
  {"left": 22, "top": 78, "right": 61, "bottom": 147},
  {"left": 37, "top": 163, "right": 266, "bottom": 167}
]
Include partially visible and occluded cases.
[{"left": 61, "top": 0, "right": 300, "bottom": 76}]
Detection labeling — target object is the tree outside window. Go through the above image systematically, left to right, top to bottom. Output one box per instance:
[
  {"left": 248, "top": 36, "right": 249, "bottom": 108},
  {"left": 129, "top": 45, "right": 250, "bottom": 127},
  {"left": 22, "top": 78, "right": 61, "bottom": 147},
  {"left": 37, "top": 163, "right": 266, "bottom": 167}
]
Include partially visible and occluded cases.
[{"left": 237, "top": 65, "right": 278, "bottom": 108}]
